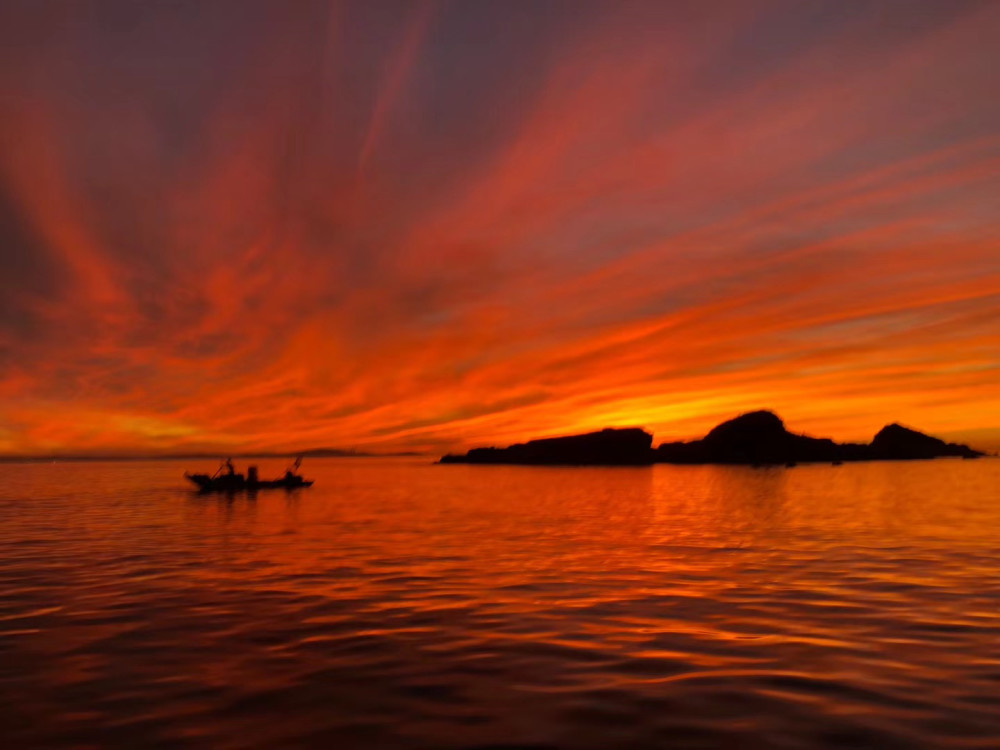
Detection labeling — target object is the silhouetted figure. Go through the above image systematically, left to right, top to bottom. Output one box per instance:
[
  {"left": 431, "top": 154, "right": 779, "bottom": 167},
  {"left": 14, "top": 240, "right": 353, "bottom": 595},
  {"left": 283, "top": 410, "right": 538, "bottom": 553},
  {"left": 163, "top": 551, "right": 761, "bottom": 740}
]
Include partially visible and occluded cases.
[
  {"left": 284, "top": 456, "right": 303, "bottom": 482},
  {"left": 225, "top": 457, "right": 235, "bottom": 476}
]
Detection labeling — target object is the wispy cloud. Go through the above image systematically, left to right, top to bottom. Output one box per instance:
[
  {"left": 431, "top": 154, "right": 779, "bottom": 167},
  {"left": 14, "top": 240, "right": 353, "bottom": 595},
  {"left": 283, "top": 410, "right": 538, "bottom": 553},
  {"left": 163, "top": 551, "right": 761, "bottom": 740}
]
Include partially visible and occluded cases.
[{"left": 0, "top": 0, "right": 997, "bottom": 455}]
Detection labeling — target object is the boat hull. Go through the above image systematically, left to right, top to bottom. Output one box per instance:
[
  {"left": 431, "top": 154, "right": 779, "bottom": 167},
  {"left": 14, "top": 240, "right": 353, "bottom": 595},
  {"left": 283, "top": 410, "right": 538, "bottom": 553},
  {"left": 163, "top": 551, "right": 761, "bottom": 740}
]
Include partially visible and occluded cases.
[{"left": 184, "top": 473, "right": 314, "bottom": 492}]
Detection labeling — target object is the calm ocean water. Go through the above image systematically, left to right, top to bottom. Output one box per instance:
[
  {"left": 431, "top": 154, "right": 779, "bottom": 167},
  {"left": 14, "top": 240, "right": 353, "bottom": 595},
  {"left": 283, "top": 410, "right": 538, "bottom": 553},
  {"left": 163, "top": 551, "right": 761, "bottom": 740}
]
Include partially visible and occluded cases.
[{"left": 1, "top": 457, "right": 998, "bottom": 748}]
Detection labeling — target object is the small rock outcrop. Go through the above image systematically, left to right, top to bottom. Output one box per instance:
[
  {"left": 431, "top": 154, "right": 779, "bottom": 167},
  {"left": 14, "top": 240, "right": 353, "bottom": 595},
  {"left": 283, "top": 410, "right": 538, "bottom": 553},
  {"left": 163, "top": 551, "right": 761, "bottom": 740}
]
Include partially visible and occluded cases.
[
  {"left": 656, "top": 410, "right": 852, "bottom": 464},
  {"left": 870, "top": 423, "right": 982, "bottom": 460},
  {"left": 439, "top": 427, "right": 654, "bottom": 465}
]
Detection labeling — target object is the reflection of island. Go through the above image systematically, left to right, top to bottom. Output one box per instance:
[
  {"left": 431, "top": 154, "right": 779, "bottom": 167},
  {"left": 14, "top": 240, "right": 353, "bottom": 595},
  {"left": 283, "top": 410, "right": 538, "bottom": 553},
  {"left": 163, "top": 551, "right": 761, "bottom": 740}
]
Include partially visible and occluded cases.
[{"left": 439, "top": 410, "right": 985, "bottom": 466}]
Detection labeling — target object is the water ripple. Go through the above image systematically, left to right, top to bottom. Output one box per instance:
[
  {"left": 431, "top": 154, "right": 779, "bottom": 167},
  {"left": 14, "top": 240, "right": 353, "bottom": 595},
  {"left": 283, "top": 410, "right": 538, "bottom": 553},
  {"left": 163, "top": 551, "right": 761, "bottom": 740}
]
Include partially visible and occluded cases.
[{"left": 0, "top": 458, "right": 999, "bottom": 747}]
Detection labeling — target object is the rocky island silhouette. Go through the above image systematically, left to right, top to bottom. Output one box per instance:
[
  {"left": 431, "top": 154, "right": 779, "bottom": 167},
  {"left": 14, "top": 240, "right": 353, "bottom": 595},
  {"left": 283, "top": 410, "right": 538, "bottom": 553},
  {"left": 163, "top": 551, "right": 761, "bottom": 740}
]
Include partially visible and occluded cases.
[{"left": 439, "top": 410, "right": 985, "bottom": 466}]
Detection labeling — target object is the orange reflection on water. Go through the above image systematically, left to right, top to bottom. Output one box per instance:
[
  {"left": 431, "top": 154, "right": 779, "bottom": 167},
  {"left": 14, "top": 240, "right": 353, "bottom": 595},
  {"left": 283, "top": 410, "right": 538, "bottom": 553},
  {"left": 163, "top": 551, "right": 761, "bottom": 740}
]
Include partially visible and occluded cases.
[{"left": 1, "top": 458, "right": 999, "bottom": 746}]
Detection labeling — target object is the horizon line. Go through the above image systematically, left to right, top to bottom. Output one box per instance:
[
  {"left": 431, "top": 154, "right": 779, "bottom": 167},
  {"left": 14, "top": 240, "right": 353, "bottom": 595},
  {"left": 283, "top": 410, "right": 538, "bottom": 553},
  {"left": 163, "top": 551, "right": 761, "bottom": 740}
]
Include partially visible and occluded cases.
[
  {"left": 3, "top": 411, "right": 996, "bottom": 462},
  {"left": 0, "top": 449, "right": 430, "bottom": 463}
]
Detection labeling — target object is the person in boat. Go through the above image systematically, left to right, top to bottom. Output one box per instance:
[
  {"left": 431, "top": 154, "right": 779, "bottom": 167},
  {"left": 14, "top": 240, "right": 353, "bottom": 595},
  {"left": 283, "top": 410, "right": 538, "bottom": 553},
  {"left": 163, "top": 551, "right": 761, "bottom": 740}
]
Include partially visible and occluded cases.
[
  {"left": 284, "top": 456, "right": 303, "bottom": 483},
  {"left": 224, "top": 457, "right": 235, "bottom": 476}
]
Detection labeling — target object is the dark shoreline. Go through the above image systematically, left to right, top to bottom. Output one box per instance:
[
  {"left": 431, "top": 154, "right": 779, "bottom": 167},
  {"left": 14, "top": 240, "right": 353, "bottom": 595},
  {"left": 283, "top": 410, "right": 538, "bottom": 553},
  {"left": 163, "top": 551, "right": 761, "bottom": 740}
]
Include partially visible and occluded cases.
[{"left": 440, "top": 410, "right": 987, "bottom": 466}]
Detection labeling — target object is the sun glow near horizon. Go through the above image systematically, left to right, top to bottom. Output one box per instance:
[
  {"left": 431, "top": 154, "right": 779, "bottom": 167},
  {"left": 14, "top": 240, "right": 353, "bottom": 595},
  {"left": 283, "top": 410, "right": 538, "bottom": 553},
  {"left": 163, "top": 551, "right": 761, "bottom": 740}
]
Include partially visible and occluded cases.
[{"left": 0, "top": 1, "right": 998, "bottom": 457}]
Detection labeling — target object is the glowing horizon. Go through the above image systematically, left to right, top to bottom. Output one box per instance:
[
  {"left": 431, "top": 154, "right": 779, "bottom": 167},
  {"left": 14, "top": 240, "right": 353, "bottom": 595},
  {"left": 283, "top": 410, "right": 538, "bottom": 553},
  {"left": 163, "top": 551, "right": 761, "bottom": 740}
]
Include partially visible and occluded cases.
[{"left": 1, "top": 1, "right": 998, "bottom": 457}]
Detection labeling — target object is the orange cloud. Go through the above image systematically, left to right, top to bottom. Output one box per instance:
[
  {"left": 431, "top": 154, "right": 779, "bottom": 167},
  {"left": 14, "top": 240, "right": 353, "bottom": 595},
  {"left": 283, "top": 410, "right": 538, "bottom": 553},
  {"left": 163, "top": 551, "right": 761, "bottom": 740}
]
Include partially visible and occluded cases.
[{"left": 0, "top": 1, "right": 998, "bottom": 456}]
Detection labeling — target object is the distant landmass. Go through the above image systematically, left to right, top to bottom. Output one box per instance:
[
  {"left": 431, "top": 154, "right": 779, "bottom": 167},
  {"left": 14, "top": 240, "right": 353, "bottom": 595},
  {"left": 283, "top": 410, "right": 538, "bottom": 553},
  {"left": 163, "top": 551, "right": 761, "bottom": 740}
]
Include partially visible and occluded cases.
[
  {"left": 439, "top": 410, "right": 985, "bottom": 466},
  {"left": 441, "top": 428, "right": 654, "bottom": 466},
  {"left": 0, "top": 447, "right": 424, "bottom": 463},
  {"left": 297, "top": 448, "right": 424, "bottom": 458}
]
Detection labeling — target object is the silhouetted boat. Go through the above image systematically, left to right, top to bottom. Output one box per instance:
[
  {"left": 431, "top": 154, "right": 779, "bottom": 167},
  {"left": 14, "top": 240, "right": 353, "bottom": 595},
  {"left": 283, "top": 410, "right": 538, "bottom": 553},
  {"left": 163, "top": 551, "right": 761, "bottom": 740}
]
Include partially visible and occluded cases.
[{"left": 185, "top": 459, "right": 313, "bottom": 492}]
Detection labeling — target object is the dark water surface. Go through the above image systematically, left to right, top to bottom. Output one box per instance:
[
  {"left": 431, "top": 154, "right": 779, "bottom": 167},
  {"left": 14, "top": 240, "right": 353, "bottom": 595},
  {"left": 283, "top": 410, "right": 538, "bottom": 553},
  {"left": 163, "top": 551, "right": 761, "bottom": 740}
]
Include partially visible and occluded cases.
[{"left": 1, "top": 458, "right": 999, "bottom": 748}]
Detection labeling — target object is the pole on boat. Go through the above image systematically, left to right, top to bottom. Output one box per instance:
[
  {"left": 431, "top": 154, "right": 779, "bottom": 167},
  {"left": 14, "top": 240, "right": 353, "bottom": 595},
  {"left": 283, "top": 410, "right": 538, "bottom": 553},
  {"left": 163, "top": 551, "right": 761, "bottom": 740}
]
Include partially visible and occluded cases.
[{"left": 211, "top": 457, "right": 234, "bottom": 479}]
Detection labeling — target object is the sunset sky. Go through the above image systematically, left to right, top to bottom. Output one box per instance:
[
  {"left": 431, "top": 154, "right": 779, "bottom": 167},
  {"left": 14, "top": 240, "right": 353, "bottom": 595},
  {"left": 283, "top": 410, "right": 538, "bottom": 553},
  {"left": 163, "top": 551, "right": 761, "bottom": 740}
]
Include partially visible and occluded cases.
[{"left": 1, "top": 0, "right": 998, "bottom": 457}]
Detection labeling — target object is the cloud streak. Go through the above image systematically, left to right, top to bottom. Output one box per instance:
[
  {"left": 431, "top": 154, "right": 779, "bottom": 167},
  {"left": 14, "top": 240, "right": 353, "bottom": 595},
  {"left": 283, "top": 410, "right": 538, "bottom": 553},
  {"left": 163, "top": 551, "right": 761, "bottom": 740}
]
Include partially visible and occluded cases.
[{"left": 0, "top": 0, "right": 998, "bottom": 455}]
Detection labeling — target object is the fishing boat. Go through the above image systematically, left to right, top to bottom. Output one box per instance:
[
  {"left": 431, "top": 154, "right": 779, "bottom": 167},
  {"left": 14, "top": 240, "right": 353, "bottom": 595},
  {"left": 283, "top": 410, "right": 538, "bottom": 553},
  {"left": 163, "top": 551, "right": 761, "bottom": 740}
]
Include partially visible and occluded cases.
[{"left": 185, "top": 458, "right": 313, "bottom": 492}]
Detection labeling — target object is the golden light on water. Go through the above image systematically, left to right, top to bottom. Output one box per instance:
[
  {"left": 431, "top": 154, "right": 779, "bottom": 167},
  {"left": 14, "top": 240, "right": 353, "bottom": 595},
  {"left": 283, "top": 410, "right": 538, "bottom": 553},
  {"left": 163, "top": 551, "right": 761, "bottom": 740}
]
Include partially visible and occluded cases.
[{"left": 3, "top": 458, "right": 999, "bottom": 745}]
